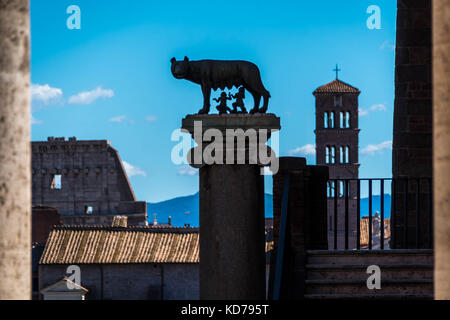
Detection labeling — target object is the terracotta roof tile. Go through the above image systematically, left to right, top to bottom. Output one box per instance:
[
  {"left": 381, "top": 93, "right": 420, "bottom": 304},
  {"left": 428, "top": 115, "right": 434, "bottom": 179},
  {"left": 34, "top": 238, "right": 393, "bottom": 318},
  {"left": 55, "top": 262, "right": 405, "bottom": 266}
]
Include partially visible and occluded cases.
[
  {"left": 313, "top": 79, "right": 360, "bottom": 94},
  {"left": 40, "top": 225, "right": 272, "bottom": 265},
  {"left": 40, "top": 226, "right": 200, "bottom": 264}
]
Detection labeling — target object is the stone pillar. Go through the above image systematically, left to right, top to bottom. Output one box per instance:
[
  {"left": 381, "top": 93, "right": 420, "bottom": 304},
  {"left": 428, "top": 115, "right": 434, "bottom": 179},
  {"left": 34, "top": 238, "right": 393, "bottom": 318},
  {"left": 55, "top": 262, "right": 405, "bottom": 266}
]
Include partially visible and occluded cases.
[
  {"left": 0, "top": 0, "right": 31, "bottom": 300},
  {"left": 391, "top": 0, "right": 432, "bottom": 249},
  {"left": 433, "top": 0, "right": 450, "bottom": 301},
  {"left": 182, "top": 114, "right": 280, "bottom": 299},
  {"left": 268, "top": 157, "right": 328, "bottom": 299}
]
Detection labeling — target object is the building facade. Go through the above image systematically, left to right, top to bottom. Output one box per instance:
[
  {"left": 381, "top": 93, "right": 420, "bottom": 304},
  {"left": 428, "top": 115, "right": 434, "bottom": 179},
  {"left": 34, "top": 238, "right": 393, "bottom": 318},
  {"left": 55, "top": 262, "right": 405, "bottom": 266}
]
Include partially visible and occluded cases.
[
  {"left": 313, "top": 77, "right": 360, "bottom": 249},
  {"left": 31, "top": 137, "right": 147, "bottom": 225},
  {"left": 39, "top": 225, "right": 200, "bottom": 300}
]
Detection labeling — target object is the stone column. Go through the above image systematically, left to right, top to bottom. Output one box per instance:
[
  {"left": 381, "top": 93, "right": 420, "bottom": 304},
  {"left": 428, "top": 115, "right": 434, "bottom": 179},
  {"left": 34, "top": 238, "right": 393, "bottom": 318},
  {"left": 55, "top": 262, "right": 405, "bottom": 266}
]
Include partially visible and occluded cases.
[
  {"left": 0, "top": 0, "right": 31, "bottom": 300},
  {"left": 433, "top": 0, "right": 450, "bottom": 300},
  {"left": 182, "top": 114, "right": 280, "bottom": 299}
]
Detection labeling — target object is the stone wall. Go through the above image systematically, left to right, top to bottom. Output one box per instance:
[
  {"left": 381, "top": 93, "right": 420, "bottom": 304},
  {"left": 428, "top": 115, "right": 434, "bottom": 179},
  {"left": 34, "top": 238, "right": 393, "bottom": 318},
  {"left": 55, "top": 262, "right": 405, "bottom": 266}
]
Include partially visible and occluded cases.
[
  {"left": 392, "top": 0, "right": 432, "bottom": 248},
  {"left": 31, "top": 137, "right": 147, "bottom": 225},
  {"left": 269, "top": 157, "right": 328, "bottom": 299},
  {"left": 32, "top": 206, "right": 61, "bottom": 244},
  {"left": 39, "top": 263, "right": 199, "bottom": 300}
]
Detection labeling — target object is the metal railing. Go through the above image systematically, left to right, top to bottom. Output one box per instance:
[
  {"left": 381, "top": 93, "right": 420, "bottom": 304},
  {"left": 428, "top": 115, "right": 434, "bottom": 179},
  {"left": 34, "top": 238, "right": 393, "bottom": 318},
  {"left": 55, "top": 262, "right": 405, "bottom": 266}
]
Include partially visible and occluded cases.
[{"left": 327, "top": 178, "right": 433, "bottom": 250}]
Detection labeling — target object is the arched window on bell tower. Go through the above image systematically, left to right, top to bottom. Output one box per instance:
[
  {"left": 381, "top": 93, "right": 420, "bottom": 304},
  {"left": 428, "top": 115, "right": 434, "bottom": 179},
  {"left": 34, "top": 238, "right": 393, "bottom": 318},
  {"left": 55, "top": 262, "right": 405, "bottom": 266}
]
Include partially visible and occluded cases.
[
  {"left": 334, "top": 95, "right": 342, "bottom": 107},
  {"left": 346, "top": 111, "right": 350, "bottom": 128},
  {"left": 324, "top": 112, "right": 328, "bottom": 128},
  {"left": 330, "top": 112, "right": 335, "bottom": 128},
  {"left": 326, "top": 146, "right": 330, "bottom": 163},
  {"left": 330, "top": 146, "right": 336, "bottom": 164},
  {"left": 345, "top": 146, "right": 350, "bottom": 163}
]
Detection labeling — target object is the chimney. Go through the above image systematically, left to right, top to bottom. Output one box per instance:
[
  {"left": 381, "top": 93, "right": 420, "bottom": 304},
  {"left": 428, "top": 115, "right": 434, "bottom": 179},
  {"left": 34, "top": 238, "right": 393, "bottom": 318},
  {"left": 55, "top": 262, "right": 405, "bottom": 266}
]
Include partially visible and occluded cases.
[
  {"left": 153, "top": 213, "right": 157, "bottom": 226},
  {"left": 112, "top": 215, "right": 127, "bottom": 227},
  {"left": 168, "top": 216, "right": 172, "bottom": 226}
]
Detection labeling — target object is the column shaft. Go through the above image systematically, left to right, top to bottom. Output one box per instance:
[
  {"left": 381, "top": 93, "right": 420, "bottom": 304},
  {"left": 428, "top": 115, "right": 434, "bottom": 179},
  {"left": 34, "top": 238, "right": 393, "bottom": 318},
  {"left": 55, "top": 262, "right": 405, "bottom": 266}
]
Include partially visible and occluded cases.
[
  {"left": 0, "top": 0, "right": 31, "bottom": 300},
  {"left": 433, "top": 0, "right": 450, "bottom": 300},
  {"left": 199, "top": 165, "right": 265, "bottom": 299}
]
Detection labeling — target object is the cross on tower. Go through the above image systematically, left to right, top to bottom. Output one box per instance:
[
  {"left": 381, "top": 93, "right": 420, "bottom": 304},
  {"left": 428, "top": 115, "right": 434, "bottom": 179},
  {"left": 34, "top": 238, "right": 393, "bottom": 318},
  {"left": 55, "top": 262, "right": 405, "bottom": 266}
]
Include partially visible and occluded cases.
[{"left": 333, "top": 64, "right": 341, "bottom": 79}]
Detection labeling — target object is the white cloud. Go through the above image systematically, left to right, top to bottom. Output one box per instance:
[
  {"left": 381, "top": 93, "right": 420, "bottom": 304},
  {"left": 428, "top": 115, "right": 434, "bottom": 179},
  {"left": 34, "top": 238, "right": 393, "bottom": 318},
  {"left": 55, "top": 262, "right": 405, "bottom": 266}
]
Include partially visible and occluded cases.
[
  {"left": 31, "top": 84, "right": 62, "bottom": 104},
  {"left": 68, "top": 86, "right": 114, "bottom": 105},
  {"left": 359, "top": 103, "right": 387, "bottom": 116},
  {"left": 370, "top": 104, "right": 387, "bottom": 112},
  {"left": 358, "top": 108, "right": 369, "bottom": 116},
  {"left": 31, "top": 115, "right": 43, "bottom": 125},
  {"left": 109, "top": 115, "right": 127, "bottom": 123},
  {"left": 146, "top": 115, "right": 157, "bottom": 122},
  {"left": 361, "top": 140, "right": 392, "bottom": 156},
  {"left": 287, "top": 144, "right": 316, "bottom": 156},
  {"left": 122, "top": 161, "right": 146, "bottom": 177},
  {"left": 177, "top": 165, "right": 197, "bottom": 176}
]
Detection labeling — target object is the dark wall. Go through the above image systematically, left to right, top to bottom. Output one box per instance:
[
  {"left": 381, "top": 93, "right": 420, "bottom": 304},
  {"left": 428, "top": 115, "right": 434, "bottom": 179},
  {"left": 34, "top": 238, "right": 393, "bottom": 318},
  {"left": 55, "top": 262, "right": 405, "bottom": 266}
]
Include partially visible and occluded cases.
[
  {"left": 391, "top": 0, "right": 432, "bottom": 249},
  {"left": 393, "top": 0, "right": 432, "bottom": 178},
  {"left": 269, "top": 157, "right": 328, "bottom": 299},
  {"left": 32, "top": 206, "right": 61, "bottom": 244},
  {"left": 39, "top": 264, "right": 199, "bottom": 300}
]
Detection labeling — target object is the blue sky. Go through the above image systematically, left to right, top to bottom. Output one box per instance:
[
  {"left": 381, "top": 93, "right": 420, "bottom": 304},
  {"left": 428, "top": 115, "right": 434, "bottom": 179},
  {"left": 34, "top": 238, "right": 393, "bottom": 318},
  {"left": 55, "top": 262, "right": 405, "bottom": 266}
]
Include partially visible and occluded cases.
[{"left": 30, "top": 0, "right": 397, "bottom": 202}]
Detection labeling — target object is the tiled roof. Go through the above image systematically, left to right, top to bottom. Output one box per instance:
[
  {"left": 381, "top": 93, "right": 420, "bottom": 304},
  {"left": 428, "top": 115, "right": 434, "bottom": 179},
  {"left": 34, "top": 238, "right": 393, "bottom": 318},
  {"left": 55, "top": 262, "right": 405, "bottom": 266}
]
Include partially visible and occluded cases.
[
  {"left": 313, "top": 79, "right": 360, "bottom": 94},
  {"left": 360, "top": 218, "right": 391, "bottom": 248},
  {"left": 40, "top": 225, "right": 274, "bottom": 265},
  {"left": 40, "top": 226, "right": 199, "bottom": 264}
]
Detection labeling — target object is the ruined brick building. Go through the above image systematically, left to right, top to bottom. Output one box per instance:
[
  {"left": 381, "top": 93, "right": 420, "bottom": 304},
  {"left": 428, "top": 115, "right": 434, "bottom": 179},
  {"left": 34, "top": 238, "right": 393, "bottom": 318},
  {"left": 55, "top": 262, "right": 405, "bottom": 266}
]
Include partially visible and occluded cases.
[
  {"left": 314, "top": 76, "right": 360, "bottom": 249},
  {"left": 31, "top": 137, "right": 147, "bottom": 225}
]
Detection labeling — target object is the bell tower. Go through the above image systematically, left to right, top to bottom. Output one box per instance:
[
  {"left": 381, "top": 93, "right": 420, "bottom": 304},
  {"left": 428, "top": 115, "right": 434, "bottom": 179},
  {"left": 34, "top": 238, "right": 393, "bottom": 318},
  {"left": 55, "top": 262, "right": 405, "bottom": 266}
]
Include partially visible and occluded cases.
[{"left": 313, "top": 66, "right": 360, "bottom": 249}]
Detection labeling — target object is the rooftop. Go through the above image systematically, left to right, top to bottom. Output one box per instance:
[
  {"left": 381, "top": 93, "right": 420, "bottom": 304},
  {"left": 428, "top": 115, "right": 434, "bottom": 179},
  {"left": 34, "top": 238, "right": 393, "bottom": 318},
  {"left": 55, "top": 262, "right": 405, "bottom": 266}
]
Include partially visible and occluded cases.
[
  {"left": 313, "top": 79, "right": 360, "bottom": 95},
  {"left": 40, "top": 225, "right": 199, "bottom": 264},
  {"left": 40, "top": 225, "right": 274, "bottom": 265}
]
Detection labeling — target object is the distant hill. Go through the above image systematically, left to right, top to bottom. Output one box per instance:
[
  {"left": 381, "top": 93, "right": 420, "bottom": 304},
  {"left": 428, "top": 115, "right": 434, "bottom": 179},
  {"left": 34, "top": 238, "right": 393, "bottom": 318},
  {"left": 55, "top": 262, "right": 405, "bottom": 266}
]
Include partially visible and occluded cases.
[
  {"left": 147, "top": 193, "right": 391, "bottom": 227},
  {"left": 147, "top": 193, "right": 273, "bottom": 227},
  {"left": 359, "top": 194, "right": 391, "bottom": 218}
]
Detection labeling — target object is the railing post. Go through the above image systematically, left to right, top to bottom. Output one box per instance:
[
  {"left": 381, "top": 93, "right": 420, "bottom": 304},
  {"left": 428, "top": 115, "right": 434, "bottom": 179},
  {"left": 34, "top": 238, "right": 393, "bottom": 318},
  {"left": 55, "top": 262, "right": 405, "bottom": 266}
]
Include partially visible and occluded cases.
[
  {"left": 416, "top": 178, "right": 420, "bottom": 248},
  {"left": 428, "top": 178, "right": 433, "bottom": 249},
  {"left": 334, "top": 179, "right": 338, "bottom": 250},
  {"left": 344, "top": 179, "right": 349, "bottom": 250},
  {"left": 369, "top": 179, "right": 373, "bottom": 250},
  {"left": 380, "top": 179, "right": 385, "bottom": 250},
  {"left": 392, "top": 179, "right": 396, "bottom": 249},
  {"left": 403, "top": 179, "right": 408, "bottom": 248},
  {"left": 357, "top": 180, "right": 361, "bottom": 250}
]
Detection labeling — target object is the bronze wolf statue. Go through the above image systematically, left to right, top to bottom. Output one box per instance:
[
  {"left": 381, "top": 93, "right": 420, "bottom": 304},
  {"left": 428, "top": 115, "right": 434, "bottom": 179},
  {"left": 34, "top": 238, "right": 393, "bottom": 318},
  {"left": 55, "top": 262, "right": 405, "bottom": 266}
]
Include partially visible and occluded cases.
[{"left": 171, "top": 56, "right": 270, "bottom": 114}]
